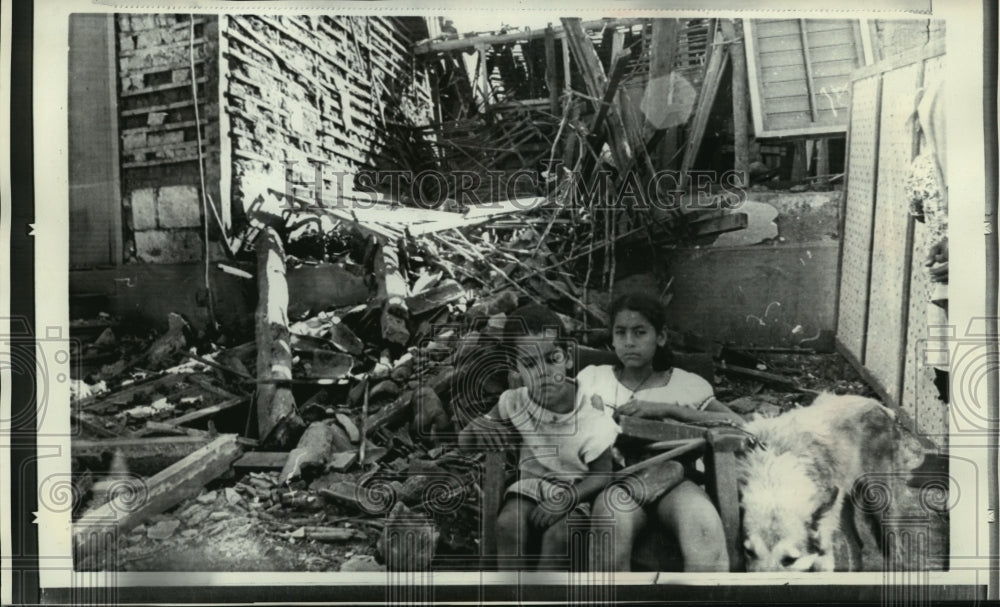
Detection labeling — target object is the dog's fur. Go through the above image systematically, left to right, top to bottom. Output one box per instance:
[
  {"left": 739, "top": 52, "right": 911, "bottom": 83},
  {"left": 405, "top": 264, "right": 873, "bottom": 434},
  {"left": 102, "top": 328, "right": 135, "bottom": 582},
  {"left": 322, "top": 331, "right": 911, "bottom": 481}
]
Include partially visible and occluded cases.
[{"left": 738, "top": 393, "right": 925, "bottom": 572}]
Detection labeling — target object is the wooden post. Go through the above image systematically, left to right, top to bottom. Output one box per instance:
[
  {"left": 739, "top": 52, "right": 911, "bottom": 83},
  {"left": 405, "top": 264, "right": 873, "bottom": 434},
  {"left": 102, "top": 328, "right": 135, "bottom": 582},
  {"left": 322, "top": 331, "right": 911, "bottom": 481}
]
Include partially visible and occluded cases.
[
  {"left": 648, "top": 19, "right": 680, "bottom": 169},
  {"left": 722, "top": 19, "right": 750, "bottom": 187},
  {"left": 545, "top": 25, "right": 559, "bottom": 115},
  {"left": 679, "top": 31, "right": 729, "bottom": 190},
  {"left": 476, "top": 43, "right": 490, "bottom": 114},
  {"left": 816, "top": 138, "right": 830, "bottom": 177},
  {"left": 790, "top": 139, "right": 808, "bottom": 182},
  {"left": 255, "top": 228, "right": 303, "bottom": 447},
  {"left": 705, "top": 430, "right": 748, "bottom": 572},
  {"left": 480, "top": 451, "right": 506, "bottom": 570}
]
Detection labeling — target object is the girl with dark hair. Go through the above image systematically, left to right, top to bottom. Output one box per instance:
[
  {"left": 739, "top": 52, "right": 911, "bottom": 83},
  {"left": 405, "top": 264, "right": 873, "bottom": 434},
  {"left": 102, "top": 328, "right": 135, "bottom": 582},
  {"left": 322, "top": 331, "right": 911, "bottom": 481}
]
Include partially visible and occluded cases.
[{"left": 577, "top": 291, "right": 740, "bottom": 572}]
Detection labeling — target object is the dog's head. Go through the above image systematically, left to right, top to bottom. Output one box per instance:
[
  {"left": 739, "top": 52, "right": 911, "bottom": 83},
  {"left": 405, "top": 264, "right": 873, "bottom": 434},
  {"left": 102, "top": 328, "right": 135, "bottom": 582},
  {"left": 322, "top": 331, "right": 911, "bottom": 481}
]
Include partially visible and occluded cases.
[{"left": 740, "top": 451, "right": 841, "bottom": 572}]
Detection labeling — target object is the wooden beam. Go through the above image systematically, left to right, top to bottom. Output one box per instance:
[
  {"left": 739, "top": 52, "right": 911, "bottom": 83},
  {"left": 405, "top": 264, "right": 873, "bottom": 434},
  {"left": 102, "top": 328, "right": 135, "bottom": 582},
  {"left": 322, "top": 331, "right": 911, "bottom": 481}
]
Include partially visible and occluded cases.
[
  {"left": 561, "top": 18, "right": 633, "bottom": 174},
  {"left": 648, "top": 19, "right": 680, "bottom": 167},
  {"left": 721, "top": 19, "right": 750, "bottom": 184},
  {"left": 798, "top": 20, "right": 820, "bottom": 122},
  {"left": 545, "top": 26, "right": 559, "bottom": 115},
  {"left": 679, "top": 30, "right": 729, "bottom": 189},
  {"left": 591, "top": 52, "right": 631, "bottom": 137},
  {"left": 254, "top": 228, "right": 303, "bottom": 447},
  {"left": 717, "top": 363, "right": 802, "bottom": 390},
  {"left": 74, "top": 435, "right": 244, "bottom": 557},
  {"left": 233, "top": 450, "right": 288, "bottom": 470}
]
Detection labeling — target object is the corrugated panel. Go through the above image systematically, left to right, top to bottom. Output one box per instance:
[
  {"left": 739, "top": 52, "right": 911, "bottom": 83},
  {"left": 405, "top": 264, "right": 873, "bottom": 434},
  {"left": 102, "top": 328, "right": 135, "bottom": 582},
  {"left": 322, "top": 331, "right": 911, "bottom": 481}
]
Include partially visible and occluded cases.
[
  {"left": 746, "top": 19, "right": 867, "bottom": 137},
  {"left": 864, "top": 61, "right": 922, "bottom": 405},
  {"left": 837, "top": 75, "right": 881, "bottom": 362}
]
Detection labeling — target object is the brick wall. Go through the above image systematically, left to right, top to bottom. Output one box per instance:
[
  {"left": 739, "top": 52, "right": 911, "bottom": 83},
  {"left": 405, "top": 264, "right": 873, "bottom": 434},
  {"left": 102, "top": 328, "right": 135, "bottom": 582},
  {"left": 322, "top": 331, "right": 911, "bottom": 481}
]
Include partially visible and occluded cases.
[
  {"left": 116, "top": 13, "right": 221, "bottom": 263},
  {"left": 112, "top": 14, "right": 431, "bottom": 264},
  {"left": 220, "top": 15, "right": 434, "bottom": 222}
]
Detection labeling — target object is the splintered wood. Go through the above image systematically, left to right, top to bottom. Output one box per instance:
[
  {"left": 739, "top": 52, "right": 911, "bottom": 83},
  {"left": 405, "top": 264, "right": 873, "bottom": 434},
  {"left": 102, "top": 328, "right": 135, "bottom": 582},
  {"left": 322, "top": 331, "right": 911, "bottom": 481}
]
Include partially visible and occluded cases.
[{"left": 255, "top": 228, "right": 304, "bottom": 447}]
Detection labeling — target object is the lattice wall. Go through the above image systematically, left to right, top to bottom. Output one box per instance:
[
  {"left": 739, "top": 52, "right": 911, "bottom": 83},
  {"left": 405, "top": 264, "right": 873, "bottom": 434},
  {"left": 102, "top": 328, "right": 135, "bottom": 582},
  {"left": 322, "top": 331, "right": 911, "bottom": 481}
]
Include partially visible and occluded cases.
[{"left": 836, "top": 40, "right": 947, "bottom": 439}]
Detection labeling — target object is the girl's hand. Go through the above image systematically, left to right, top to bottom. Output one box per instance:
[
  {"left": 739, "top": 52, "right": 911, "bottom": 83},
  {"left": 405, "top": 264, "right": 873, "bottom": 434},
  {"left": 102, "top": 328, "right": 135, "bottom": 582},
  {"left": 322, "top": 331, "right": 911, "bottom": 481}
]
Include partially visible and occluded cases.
[{"left": 616, "top": 399, "right": 655, "bottom": 418}]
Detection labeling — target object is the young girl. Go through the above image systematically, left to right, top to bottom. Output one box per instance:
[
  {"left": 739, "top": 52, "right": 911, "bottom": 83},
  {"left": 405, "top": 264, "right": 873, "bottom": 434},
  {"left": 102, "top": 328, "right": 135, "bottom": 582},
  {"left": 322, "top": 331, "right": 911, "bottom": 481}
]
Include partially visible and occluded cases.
[{"left": 577, "top": 291, "right": 741, "bottom": 572}]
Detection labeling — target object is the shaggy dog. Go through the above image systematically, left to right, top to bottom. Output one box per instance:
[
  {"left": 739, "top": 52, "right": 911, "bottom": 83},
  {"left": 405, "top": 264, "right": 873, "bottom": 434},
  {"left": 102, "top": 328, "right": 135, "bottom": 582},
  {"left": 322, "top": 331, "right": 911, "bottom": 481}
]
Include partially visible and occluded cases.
[{"left": 738, "top": 393, "right": 925, "bottom": 572}]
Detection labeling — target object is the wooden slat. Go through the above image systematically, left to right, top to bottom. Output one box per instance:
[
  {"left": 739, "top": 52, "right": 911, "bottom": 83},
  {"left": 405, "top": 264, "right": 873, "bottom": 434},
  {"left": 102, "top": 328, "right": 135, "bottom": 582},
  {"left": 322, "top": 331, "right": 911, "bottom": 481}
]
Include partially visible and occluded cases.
[
  {"left": 754, "top": 27, "right": 854, "bottom": 53},
  {"left": 679, "top": 30, "right": 728, "bottom": 187},
  {"left": 758, "top": 43, "right": 859, "bottom": 69},
  {"left": 161, "top": 396, "right": 247, "bottom": 427}
]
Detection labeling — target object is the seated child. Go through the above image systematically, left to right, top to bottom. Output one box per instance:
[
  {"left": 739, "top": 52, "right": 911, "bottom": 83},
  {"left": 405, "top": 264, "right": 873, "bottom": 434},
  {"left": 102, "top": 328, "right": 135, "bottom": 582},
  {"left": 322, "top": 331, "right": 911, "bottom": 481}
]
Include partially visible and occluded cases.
[
  {"left": 578, "top": 291, "right": 740, "bottom": 572},
  {"left": 458, "top": 305, "right": 619, "bottom": 570}
]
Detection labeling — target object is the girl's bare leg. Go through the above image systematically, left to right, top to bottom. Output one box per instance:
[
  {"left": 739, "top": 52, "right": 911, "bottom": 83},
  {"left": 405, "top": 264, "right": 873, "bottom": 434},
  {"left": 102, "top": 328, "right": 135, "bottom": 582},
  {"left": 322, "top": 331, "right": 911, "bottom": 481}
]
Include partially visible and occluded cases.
[
  {"left": 654, "top": 480, "right": 729, "bottom": 572},
  {"left": 591, "top": 486, "right": 647, "bottom": 571},
  {"left": 496, "top": 496, "right": 536, "bottom": 570}
]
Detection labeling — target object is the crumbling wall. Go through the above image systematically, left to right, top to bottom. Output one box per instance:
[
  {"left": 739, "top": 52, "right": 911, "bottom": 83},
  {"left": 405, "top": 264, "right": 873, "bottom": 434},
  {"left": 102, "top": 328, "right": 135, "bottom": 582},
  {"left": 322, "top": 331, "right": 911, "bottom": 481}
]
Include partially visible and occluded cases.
[
  {"left": 117, "top": 14, "right": 221, "bottom": 263},
  {"left": 220, "top": 15, "right": 434, "bottom": 219},
  {"left": 874, "top": 19, "right": 946, "bottom": 59},
  {"left": 645, "top": 190, "right": 843, "bottom": 349}
]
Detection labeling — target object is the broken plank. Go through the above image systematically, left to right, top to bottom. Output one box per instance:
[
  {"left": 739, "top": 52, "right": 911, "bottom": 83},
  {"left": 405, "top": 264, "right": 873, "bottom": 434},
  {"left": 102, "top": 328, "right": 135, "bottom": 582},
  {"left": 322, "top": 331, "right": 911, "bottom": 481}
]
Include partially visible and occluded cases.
[
  {"left": 254, "top": 227, "right": 303, "bottom": 448},
  {"left": 373, "top": 239, "right": 410, "bottom": 346},
  {"left": 404, "top": 279, "right": 465, "bottom": 316},
  {"left": 717, "top": 364, "right": 802, "bottom": 390},
  {"left": 78, "top": 373, "right": 184, "bottom": 412},
  {"left": 364, "top": 392, "right": 413, "bottom": 437},
  {"left": 161, "top": 396, "right": 247, "bottom": 428},
  {"left": 617, "top": 415, "right": 705, "bottom": 442},
  {"left": 279, "top": 421, "right": 335, "bottom": 484},
  {"left": 74, "top": 435, "right": 243, "bottom": 557},
  {"left": 73, "top": 436, "right": 213, "bottom": 477},
  {"left": 233, "top": 451, "right": 289, "bottom": 471},
  {"left": 317, "top": 480, "right": 365, "bottom": 511},
  {"left": 290, "top": 526, "right": 365, "bottom": 542}
]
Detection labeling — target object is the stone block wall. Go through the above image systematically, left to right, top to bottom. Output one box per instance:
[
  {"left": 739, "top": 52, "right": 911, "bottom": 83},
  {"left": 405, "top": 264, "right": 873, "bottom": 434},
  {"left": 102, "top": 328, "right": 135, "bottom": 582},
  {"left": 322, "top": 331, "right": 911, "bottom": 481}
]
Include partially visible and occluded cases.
[{"left": 116, "top": 13, "right": 221, "bottom": 263}]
